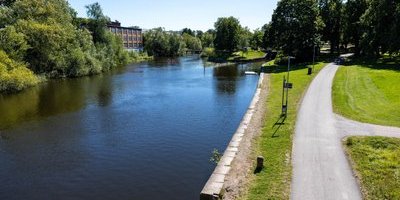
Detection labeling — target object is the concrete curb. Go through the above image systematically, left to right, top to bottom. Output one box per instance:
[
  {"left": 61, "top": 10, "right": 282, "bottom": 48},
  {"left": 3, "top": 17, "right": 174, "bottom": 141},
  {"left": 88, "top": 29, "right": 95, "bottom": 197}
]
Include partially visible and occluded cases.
[{"left": 200, "top": 73, "right": 265, "bottom": 200}]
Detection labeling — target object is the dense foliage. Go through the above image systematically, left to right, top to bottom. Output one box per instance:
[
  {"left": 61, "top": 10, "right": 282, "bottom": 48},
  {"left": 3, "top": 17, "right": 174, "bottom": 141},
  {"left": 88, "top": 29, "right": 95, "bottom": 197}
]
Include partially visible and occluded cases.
[
  {"left": 0, "top": 0, "right": 128, "bottom": 92},
  {"left": 262, "top": 0, "right": 400, "bottom": 60},
  {"left": 264, "top": 0, "right": 321, "bottom": 61},
  {"left": 213, "top": 17, "right": 241, "bottom": 52},
  {"left": 144, "top": 28, "right": 203, "bottom": 57}
]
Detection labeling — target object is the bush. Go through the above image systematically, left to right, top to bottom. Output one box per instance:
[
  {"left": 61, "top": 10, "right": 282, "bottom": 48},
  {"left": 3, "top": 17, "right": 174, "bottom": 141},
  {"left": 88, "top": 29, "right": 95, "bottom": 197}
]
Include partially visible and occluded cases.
[
  {"left": 200, "top": 47, "right": 216, "bottom": 57},
  {"left": 0, "top": 50, "right": 39, "bottom": 92}
]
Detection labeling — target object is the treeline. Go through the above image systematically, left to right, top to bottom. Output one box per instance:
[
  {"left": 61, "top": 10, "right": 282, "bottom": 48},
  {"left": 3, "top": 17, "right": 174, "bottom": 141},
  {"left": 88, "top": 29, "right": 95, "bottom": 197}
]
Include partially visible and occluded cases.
[
  {"left": 0, "top": 0, "right": 129, "bottom": 93},
  {"left": 263, "top": 0, "right": 400, "bottom": 61},
  {"left": 144, "top": 18, "right": 265, "bottom": 57},
  {"left": 144, "top": 28, "right": 207, "bottom": 57}
]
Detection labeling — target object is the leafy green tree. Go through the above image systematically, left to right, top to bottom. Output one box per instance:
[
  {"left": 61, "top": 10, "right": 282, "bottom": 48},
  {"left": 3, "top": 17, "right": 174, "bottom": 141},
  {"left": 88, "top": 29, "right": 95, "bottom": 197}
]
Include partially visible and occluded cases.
[
  {"left": 0, "top": 0, "right": 15, "bottom": 6},
  {"left": 267, "top": 0, "right": 321, "bottom": 61},
  {"left": 319, "top": 0, "right": 343, "bottom": 54},
  {"left": 342, "top": 0, "right": 367, "bottom": 56},
  {"left": 360, "top": 0, "right": 400, "bottom": 56},
  {"left": 85, "top": 2, "right": 110, "bottom": 44},
  {"left": 214, "top": 17, "right": 241, "bottom": 52},
  {"left": 0, "top": 26, "right": 29, "bottom": 60},
  {"left": 238, "top": 26, "right": 252, "bottom": 50},
  {"left": 144, "top": 28, "right": 185, "bottom": 57},
  {"left": 181, "top": 28, "right": 194, "bottom": 36},
  {"left": 250, "top": 29, "right": 264, "bottom": 50},
  {"left": 195, "top": 30, "right": 203, "bottom": 38},
  {"left": 200, "top": 32, "right": 215, "bottom": 48},
  {"left": 182, "top": 33, "right": 202, "bottom": 50},
  {"left": 0, "top": 50, "right": 39, "bottom": 92}
]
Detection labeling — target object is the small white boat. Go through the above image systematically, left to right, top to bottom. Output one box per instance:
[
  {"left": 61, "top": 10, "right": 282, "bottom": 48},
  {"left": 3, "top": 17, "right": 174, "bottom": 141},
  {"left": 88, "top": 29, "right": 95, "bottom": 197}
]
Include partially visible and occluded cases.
[{"left": 245, "top": 71, "right": 258, "bottom": 75}]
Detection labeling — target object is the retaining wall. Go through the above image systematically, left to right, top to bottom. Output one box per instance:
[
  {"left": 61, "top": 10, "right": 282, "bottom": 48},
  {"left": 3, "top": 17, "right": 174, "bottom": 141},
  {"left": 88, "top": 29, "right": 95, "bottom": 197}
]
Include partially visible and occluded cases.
[{"left": 200, "top": 73, "right": 265, "bottom": 200}]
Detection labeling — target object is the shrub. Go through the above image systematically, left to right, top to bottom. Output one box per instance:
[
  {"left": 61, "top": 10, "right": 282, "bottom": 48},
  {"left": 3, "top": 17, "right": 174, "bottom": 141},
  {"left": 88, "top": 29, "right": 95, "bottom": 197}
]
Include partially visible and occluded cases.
[{"left": 0, "top": 50, "right": 39, "bottom": 92}]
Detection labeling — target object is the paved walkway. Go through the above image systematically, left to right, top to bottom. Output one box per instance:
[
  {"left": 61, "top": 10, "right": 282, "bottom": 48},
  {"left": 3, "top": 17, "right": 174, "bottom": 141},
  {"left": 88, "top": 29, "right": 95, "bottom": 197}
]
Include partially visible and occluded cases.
[{"left": 290, "top": 62, "right": 400, "bottom": 200}]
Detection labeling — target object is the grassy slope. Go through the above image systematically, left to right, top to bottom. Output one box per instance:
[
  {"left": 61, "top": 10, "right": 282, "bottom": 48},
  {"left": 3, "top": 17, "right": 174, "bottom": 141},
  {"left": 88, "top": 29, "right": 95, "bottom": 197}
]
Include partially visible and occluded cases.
[
  {"left": 227, "top": 50, "right": 265, "bottom": 61},
  {"left": 332, "top": 60, "right": 400, "bottom": 127},
  {"left": 242, "top": 61, "right": 328, "bottom": 199},
  {"left": 344, "top": 136, "right": 400, "bottom": 200}
]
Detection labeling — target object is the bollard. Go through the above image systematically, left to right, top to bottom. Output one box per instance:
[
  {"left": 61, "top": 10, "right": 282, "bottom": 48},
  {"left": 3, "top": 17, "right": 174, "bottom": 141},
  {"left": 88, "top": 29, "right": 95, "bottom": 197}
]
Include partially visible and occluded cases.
[
  {"left": 307, "top": 67, "right": 312, "bottom": 75},
  {"left": 257, "top": 156, "right": 264, "bottom": 169}
]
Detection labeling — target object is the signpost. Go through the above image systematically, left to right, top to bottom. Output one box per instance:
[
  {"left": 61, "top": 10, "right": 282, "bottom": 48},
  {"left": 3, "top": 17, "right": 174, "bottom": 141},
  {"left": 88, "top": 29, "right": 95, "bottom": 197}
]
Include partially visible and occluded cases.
[{"left": 282, "top": 56, "right": 295, "bottom": 116}]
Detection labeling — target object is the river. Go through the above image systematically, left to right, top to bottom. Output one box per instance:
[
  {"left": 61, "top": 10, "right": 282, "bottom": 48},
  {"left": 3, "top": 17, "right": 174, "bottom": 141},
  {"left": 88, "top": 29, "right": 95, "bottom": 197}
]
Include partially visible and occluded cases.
[{"left": 0, "top": 56, "right": 261, "bottom": 200}]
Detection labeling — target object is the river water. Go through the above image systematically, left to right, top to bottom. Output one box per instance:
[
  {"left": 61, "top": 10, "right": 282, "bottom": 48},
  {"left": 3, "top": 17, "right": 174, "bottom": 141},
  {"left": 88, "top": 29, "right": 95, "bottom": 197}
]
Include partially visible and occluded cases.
[{"left": 0, "top": 56, "right": 260, "bottom": 200}]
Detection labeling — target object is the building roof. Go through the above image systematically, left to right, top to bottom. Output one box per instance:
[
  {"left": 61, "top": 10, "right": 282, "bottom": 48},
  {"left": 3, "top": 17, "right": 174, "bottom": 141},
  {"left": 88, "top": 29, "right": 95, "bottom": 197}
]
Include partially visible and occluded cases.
[{"left": 107, "top": 21, "right": 142, "bottom": 31}]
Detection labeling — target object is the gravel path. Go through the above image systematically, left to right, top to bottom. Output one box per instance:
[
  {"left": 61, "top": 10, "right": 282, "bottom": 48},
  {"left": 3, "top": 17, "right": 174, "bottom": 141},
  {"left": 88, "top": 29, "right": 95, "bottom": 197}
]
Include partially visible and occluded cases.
[{"left": 291, "top": 62, "right": 400, "bottom": 200}]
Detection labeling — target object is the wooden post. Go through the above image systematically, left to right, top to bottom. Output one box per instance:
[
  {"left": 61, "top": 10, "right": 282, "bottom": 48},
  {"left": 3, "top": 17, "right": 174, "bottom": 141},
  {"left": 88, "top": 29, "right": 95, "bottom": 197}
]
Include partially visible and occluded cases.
[{"left": 257, "top": 156, "right": 264, "bottom": 169}]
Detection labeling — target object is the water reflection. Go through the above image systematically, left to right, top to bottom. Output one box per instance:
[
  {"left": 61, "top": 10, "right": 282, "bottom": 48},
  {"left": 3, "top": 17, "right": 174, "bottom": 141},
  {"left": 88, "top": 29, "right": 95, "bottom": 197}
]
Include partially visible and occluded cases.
[
  {"left": 0, "top": 57, "right": 261, "bottom": 200},
  {"left": 213, "top": 65, "right": 240, "bottom": 94},
  {"left": 0, "top": 75, "right": 117, "bottom": 130}
]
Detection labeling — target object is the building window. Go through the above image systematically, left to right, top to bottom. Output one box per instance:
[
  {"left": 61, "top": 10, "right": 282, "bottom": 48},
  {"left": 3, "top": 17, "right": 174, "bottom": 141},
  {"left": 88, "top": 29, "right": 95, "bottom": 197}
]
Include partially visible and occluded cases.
[
  {"left": 124, "top": 35, "right": 128, "bottom": 41},
  {"left": 124, "top": 43, "right": 128, "bottom": 48}
]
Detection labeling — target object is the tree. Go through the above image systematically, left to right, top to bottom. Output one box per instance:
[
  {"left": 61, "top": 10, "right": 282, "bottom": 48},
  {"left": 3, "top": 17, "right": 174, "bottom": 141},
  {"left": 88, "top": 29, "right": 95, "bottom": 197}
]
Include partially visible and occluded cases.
[
  {"left": 0, "top": 0, "right": 15, "bottom": 7},
  {"left": 267, "top": 0, "right": 321, "bottom": 61},
  {"left": 319, "top": 0, "right": 343, "bottom": 54},
  {"left": 342, "top": 0, "right": 367, "bottom": 56},
  {"left": 360, "top": 0, "right": 400, "bottom": 56},
  {"left": 85, "top": 2, "right": 110, "bottom": 44},
  {"left": 213, "top": 17, "right": 241, "bottom": 52},
  {"left": 0, "top": 26, "right": 29, "bottom": 60},
  {"left": 238, "top": 26, "right": 252, "bottom": 50},
  {"left": 144, "top": 28, "right": 186, "bottom": 57},
  {"left": 181, "top": 28, "right": 194, "bottom": 36},
  {"left": 250, "top": 29, "right": 264, "bottom": 50},
  {"left": 195, "top": 30, "right": 203, "bottom": 38},
  {"left": 201, "top": 32, "right": 214, "bottom": 48},
  {"left": 182, "top": 33, "right": 202, "bottom": 50},
  {"left": 0, "top": 50, "right": 39, "bottom": 92}
]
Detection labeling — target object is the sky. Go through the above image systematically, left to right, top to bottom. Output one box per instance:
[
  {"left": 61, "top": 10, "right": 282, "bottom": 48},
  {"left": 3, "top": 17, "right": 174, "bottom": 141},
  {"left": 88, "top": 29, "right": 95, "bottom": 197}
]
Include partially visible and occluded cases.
[{"left": 67, "top": 0, "right": 278, "bottom": 31}]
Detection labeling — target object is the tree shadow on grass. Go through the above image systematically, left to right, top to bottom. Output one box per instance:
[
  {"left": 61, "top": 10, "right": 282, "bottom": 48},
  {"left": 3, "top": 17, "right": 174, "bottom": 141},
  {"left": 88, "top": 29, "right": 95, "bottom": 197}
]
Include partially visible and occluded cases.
[{"left": 343, "top": 56, "right": 400, "bottom": 72}]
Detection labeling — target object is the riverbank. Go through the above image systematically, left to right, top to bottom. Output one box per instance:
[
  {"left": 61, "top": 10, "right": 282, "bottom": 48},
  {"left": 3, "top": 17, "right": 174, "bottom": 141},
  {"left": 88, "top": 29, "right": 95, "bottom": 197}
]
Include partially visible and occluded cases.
[
  {"left": 202, "top": 48, "right": 267, "bottom": 63},
  {"left": 0, "top": 53, "right": 152, "bottom": 94},
  {"left": 200, "top": 61, "right": 329, "bottom": 200},
  {"left": 238, "top": 61, "right": 328, "bottom": 199},
  {"left": 200, "top": 71, "right": 269, "bottom": 200}
]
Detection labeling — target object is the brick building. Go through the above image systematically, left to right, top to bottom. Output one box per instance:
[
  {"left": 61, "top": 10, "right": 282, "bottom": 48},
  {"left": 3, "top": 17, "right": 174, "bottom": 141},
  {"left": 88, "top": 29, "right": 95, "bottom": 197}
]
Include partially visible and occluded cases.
[{"left": 107, "top": 21, "right": 143, "bottom": 51}]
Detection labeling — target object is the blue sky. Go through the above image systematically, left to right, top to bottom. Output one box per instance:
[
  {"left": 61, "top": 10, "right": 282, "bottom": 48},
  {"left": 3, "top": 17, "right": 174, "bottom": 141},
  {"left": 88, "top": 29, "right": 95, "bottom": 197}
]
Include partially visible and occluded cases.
[{"left": 67, "top": 0, "right": 278, "bottom": 31}]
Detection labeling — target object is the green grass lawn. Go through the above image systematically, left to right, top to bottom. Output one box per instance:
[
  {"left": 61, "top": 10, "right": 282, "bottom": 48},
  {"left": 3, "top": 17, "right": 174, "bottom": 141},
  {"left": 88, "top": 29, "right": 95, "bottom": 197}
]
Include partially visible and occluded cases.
[
  {"left": 227, "top": 50, "right": 265, "bottom": 61},
  {"left": 332, "top": 59, "right": 400, "bottom": 127},
  {"left": 241, "top": 61, "right": 328, "bottom": 199},
  {"left": 344, "top": 136, "right": 400, "bottom": 200}
]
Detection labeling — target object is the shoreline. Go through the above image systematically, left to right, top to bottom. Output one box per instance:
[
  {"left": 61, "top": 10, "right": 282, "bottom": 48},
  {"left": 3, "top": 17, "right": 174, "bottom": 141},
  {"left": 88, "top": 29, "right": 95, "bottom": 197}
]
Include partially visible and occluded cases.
[{"left": 200, "top": 72, "right": 270, "bottom": 200}]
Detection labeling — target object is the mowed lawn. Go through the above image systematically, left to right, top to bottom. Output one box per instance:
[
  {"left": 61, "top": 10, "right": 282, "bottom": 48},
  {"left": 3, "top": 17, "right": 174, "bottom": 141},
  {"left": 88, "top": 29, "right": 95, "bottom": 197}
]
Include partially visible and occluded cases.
[
  {"left": 227, "top": 50, "right": 265, "bottom": 61},
  {"left": 242, "top": 61, "right": 328, "bottom": 199},
  {"left": 333, "top": 61, "right": 400, "bottom": 127},
  {"left": 344, "top": 136, "right": 400, "bottom": 200}
]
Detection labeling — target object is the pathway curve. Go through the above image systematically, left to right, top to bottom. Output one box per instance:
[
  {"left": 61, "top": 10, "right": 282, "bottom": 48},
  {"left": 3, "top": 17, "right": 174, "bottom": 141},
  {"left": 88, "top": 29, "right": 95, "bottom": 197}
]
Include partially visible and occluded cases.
[{"left": 290, "top": 62, "right": 400, "bottom": 200}]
